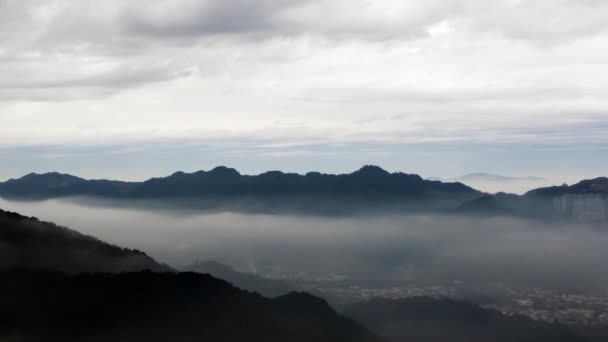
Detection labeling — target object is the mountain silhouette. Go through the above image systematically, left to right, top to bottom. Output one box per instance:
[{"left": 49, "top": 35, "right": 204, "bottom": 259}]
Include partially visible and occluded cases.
[
  {"left": 0, "top": 165, "right": 482, "bottom": 214},
  {"left": 131, "top": 165, "right": 477, "bottom": 199},
  {"left": 2, "top": 168, "right": 606, "bottom": 219},
  {"left": 0, "top": 172, "right": 138, "bottom": 198},
  {"left": 525, "top": 177, "right": 608, "bottom": 197},
  {"left": 456, "top": 194, "right": 516, "bottom": 216},
  {"left": 0, "top": 208, "right": 169, "bottom": 273},
  {"left": 0, "top": 208, "right": 380, "bottom": 341},
  {"left": 184, "top": 260, "right": 295, "bottom": 298},
  {"left": 0, "top": 270, "right": 381, "bottom": 342}
]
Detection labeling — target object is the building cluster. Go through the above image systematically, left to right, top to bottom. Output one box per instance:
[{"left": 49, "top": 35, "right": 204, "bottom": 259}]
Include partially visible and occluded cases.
[
  {"left": 553, "top": 193, "right": 608, "bottom": 221},
  {"left": 259, "top": 264, "right": 608, "bottom": 327},
  {"left": 314, "top": 281, "right": 608, "bottom": 327},
  {"left": 314, "top": 284, "right": 459, "bottom": 302},
  {"left": 479, "top": 288, "right": 608, "bottom": 326},
  {"left": 486, "top": 304, "right": 607, "bottom": 326}
]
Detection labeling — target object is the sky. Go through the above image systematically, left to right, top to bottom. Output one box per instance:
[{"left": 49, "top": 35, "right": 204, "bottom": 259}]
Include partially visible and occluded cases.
[{"left": 1, "top": 0, "right": 607, "bottom": 184}]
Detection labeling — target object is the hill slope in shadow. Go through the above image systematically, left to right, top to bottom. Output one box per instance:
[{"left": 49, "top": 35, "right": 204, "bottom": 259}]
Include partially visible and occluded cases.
[
  {"left": 0, "top": 208, "right": 169, "bottom": 273},
  {"left": 0, "top": 208, "right": 380, "bottom": 341},
  {"left": 184, "top": 260, "right": 295, "bottom": 298},
  {"left": 0, "top": 270, "right": 381, "bottom": 342}
]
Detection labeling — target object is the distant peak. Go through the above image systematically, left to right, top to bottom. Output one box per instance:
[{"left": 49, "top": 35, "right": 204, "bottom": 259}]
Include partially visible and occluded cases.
[
  {"left": 354, "top": 165, "right": 390, "bottom": 175},
  {"left": 208, "top": 166, "right": 240, "bottom": 176},
  {"left": 260, "top": 170, "right": 285, "bottom": 177},
  {"left": 18, "top": 172, "right": 83, "bottom": 181},
  {"left": 23, "top": 172, "right": 56, "bottom": 177}
]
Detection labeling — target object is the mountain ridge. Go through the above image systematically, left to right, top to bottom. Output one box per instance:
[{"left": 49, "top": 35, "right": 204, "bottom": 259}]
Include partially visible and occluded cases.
[
  {"left": 0, "top": 165, "right": 482, "bottom": 214},
  {"left": 0, "top": 165, "right": 474, "bottom": 196},
  {"left": 2, "top": 167, "right": 606, "bottom": 219},
  {"left": 525, "top": 177, "right": 608, "bottom": 197},
  {"left": 0, "top": 207, "right": 170, "bottom": 273},
  {"left": 184, "top": 260, "right": 295, "bottom": 298}
]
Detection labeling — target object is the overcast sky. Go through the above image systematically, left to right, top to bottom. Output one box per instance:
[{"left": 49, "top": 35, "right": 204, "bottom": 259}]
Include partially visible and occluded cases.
[{"left": 0, "top": 0, "right": 607, "bottom": 184}]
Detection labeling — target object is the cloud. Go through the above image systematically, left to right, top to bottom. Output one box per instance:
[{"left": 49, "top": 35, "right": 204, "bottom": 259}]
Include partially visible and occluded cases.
[
  {"left": 0, "top": 0, "right": 607, "bottom": 178},
  {"left": 12, "top": 0, "right": 604, "bottom": 44},
  {"left": 123, "top": 0, "right": 299, "bottom": 38},
  {"left": 465, "top": 0, "right": 608, "bottom": 44},
  {"left": 5, "top": 1, "right": 607, "bottom": 51},
  {"left": 2, "top": 196, "right": 608, "bottom": 293}
]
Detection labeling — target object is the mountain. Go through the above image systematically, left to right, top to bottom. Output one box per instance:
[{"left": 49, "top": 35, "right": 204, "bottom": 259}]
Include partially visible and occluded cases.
[
  {"left": 125, "top": 165, "right": 478, "bottom": 201},
  {"left": 0, "top": 166, "right": 482, "bottom": 214},
  {"left": 0, "top": 172, "right": 138, "bottom": 198},
  {"left": 456, "top": 176, "right": 608, "bottom": 221},
  {"left": 525, "top": 177, "right": 608, "bottom": 197},
  {"left": 523, "top": 178, "right": 608, "bottom": 222},
  {"left": 456, "top": 194, "right": 516, "bottom": 216},
  {"left": 0, "top": 208, "right": 169, "bottom": 273},
  {"left": 0, "top": 209, "right": 381, "bottom": 341},
  {"left": 184, "top": 260, "right": 295, "bottom": 298},
  {"left": 0, "top": 270, "right": 381, "bottom": 342},
  {"left": 345, "top": 297, "right": 587, "bottom": 342}
]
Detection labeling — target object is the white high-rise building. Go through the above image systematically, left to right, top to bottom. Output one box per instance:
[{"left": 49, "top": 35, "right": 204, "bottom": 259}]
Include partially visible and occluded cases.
[{"left": 553, "top": 194, "right": 607, "bottom": 221}]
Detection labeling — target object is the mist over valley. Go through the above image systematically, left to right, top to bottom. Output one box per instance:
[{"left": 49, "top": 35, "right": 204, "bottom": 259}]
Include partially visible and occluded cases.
[{"left": 1, "top": 194, "right": 605, "bottom": 294}]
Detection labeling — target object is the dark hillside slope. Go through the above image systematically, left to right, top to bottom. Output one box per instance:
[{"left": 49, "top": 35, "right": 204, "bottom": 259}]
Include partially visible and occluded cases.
[
  {"left": 0, "top": 208, "right": 168, "bottom": 273},
  {"left": 184, "top": 260, "right": 295, "bottom": 298},
  {"left": 0, "top": 270, "right": 382, "bottom": 342}
]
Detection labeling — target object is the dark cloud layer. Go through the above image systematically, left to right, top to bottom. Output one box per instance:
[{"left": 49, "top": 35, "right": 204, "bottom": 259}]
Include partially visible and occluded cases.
[{"left": 123, "top": 0, "right": 301, "bottom": 38}]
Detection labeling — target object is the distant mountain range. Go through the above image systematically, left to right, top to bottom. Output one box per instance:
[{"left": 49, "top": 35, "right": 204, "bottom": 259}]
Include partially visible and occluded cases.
[
  {"left": 0, "top": 165, "right": 482, "bottom": 214},
  {"left": 0, "top": 165, "right": 476, "bottom": 198},
  {"left": 1, "top": 166, "right": 606, "bottom": 220},
  {"left": 0, "top": 172, "right": 138, "bottom": 198}
]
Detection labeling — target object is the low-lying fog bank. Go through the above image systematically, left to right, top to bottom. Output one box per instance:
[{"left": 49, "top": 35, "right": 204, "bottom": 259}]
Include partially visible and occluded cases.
[{"left": 1, "top": 196, "right": 606, "bottom": 293}]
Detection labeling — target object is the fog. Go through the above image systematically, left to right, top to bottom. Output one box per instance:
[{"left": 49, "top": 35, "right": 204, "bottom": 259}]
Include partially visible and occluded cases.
[{"left": 1, "top": 196, "right": 606, "bottom": 293}]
